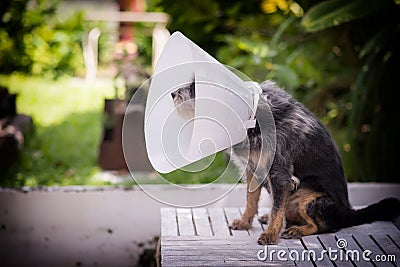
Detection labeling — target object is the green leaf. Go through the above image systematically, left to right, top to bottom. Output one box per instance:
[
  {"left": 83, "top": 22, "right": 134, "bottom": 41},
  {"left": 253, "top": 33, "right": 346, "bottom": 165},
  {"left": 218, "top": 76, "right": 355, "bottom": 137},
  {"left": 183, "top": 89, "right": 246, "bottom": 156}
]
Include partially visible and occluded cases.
[
  {"left": 301, "top": 0, "right": 387, "bottom": 32},
  {"left": 359, "top": 32, "right": 383, "bottom": 59},
  {"left": 269, "top": 64, "right": 300, "bottom": 90}
]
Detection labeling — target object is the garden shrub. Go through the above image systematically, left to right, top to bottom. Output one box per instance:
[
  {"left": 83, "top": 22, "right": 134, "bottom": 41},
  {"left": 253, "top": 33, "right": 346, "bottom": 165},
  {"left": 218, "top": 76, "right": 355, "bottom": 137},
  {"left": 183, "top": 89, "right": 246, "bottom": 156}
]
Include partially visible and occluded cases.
[{"left": 0, "top": 0, "right": 85, "bottom": 78}]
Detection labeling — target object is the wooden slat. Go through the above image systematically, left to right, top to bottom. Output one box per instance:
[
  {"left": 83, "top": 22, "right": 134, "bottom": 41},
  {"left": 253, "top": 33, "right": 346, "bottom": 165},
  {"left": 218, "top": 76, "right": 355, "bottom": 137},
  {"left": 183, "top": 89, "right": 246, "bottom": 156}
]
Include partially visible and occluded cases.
[
  {"left": 239, "top": 207, "right": 264, "bottom": 237},
  {"left": 161, "top": 208, "right": 178, "bottom": 236},
  {"left": 176, "top": 208, "right": 195, "bottom": 236},
  {"left": 192, "top": 208, "right": 213, "bottom": 236},
  {"left": 208, "top": 208, "right": 231, "bottom": 237},
  {"left": 224, "top": 208, "right": 249, "bottom": 237},
  {"left": 388, "top": 232, "right": 400, "bottom": 247},
  {"left": 335, "top": 233, "right": 374, "bottom": 267},
  {"left": 318, "top": 234, "right": 353, "bottom": 267},
  {"left": 352, "top": 234, "right": 393, "bottom": 267},
  {"left": 371, "top": 234, "right": 400, "bottom": 265},
  {"left": 162, "top": 235, "right": 257, "bottom": 242},
  {"left": 301, "top": 235, "right": 334, "bottom": 267},
  {"left": 162, "top": 237, "right": 295, "bottom": 266},
  {"left": 281, "top": 238, "right": 304, "bottom": 249},
  {"left": 162, "top": 239, "right": 282, "bottom": 251},
  {"left": 280, "top": 239, "right": 311, "bottom": 267},
  {"left": 162, "top": 244, "right": 273, "bottom": 251},
  {"left": 257, "top": 244, "right": 297, "bottom": 265},
  {"left": 162, "top": 246, "right": 276, "bottom": 253},
  {"left": 285, "top": 248, "right": 313, "bottom": 267},
  {"left": 162, "top": 259, "right": 295, "bottom": 266}
]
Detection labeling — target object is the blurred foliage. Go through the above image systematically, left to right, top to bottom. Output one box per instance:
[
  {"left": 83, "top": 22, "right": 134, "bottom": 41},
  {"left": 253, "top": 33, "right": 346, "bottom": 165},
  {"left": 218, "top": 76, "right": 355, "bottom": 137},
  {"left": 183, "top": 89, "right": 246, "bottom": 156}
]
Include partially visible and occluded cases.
[
  {"left": 0, "top": 0, "right": 85, "bottom": 78},
  {"left": 151, "top": 0, "right": 400, "bottom": 182},
  {"left": 151, "top": 0, "right": 358, "bottom": 116},
  {"left": 301, "top": 0, "right": 388, "bottom": 32},
  {"left": 302, "top": 0, "right": 400, "bottom": 181},
  {"left": 85, "top": 21, "right": 116, "bottom": 67},
  {"left": 134, "top": 25, "right": 156, "bottom": 69}
]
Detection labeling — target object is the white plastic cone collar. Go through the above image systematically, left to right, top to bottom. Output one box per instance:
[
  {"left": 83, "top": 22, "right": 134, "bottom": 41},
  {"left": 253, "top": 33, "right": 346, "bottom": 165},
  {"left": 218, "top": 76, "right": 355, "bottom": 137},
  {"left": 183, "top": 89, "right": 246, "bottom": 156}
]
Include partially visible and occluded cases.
[{"left": 145, "top": 32, "right": 261, "bottom": 173}]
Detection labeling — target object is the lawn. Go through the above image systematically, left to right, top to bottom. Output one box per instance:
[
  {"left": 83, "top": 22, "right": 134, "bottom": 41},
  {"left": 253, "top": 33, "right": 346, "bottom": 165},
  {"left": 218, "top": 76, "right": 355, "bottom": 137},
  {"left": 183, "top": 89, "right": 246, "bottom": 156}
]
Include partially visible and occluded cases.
[
  {"left": 0, "top": 74, "right": 238, "bottom": 187},
  {"left": 0, "top": 74, "right": 116, "bottom": 187}
]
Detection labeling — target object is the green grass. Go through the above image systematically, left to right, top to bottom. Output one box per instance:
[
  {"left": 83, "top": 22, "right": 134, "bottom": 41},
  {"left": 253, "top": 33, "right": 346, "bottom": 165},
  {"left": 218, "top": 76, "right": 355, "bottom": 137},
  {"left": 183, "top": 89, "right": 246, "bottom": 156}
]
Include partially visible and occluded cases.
[{"left": 0, "top": 74, "right": 116, "bottom": 187}]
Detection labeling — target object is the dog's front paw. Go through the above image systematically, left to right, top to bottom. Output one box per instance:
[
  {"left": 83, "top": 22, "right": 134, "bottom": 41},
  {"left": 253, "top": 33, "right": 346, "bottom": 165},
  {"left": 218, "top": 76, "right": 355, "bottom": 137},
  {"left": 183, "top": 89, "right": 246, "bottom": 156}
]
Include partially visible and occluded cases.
[
  {"left": 229, "top": 218, "right": 250, "bottom": 230},
  {"left": 281, "top": 226, "right": 303, "bottom": 239},
  {"left": 258, "top": 232, "right": 278, "bottom": 245}
]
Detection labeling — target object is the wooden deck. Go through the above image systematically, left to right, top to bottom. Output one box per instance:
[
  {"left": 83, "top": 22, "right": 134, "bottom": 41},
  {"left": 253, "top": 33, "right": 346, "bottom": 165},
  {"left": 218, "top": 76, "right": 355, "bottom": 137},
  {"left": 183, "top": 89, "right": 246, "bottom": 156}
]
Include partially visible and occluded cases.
[{"left": 160, "top": 207, "right": 400, "bottom": 266}]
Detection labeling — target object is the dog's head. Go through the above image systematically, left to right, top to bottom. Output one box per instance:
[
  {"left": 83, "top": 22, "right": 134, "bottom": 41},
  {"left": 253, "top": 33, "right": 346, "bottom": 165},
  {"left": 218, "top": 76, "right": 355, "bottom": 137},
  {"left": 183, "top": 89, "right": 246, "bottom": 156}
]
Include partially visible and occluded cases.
[{"left": 171, "top": 81, "right": 195, "bottom": 120}]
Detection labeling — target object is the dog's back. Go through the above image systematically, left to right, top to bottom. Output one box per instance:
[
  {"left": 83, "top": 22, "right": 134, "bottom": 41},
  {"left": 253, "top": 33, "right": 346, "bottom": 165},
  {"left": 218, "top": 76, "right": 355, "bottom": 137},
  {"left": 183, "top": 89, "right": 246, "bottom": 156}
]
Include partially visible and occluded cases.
[{"left": 260, "top": 81, "right": 351, "bottom": 207}]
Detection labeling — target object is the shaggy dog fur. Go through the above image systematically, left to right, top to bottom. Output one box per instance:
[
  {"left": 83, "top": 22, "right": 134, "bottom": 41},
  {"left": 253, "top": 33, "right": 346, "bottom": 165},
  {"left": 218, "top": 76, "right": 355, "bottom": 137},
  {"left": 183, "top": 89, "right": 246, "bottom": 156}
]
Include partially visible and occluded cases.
[{"left": 171, "top": 80, "right": 400, "bottom": 245}]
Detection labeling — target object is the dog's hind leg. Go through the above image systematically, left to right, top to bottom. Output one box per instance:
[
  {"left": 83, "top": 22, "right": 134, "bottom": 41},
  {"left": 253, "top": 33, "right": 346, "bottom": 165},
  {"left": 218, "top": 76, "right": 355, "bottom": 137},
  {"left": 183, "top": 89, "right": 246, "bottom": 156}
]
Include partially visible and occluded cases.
[
  {"left": 258, "top": 175, "right": 300, "bottom": 225},
  {"left": 282, "top": 189, "right": 325, "bottom": 239}
]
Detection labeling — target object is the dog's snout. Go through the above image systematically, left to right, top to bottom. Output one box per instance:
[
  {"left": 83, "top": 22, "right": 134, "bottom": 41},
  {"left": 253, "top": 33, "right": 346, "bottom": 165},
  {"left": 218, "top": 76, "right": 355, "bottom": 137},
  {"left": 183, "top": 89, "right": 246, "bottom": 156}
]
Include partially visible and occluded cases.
[{"left": 171, "top": 91, "right": 176, "bottom": 98}]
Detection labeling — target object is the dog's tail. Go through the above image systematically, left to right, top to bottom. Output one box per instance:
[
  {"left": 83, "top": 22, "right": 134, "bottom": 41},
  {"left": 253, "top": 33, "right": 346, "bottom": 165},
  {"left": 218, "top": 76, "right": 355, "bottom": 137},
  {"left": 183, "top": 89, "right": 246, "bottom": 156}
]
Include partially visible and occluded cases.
[{"left": 343, "top": 198, "right": 400, "bottom": 228}]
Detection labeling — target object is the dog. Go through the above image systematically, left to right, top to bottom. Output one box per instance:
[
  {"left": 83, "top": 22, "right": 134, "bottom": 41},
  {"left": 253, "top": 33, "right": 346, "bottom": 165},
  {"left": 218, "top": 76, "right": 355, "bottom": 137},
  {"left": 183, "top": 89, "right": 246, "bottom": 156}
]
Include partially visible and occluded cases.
[{"left": 171, "top": 80, "right": 400, "bottom": 245}]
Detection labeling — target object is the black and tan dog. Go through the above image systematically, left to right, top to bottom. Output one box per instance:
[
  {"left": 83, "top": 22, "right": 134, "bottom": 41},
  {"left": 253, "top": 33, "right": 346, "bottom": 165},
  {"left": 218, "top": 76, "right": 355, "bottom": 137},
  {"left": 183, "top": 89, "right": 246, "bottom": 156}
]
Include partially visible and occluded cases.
[{"left": 171, "top": 80, "right": 400, "bottom": 245}]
